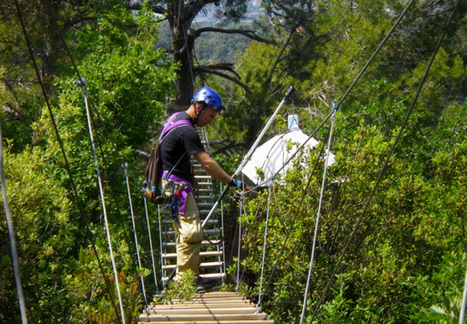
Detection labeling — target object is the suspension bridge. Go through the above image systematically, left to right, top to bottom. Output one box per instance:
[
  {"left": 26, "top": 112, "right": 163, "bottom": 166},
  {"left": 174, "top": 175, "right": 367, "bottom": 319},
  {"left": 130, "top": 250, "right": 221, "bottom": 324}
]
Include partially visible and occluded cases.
[{"left": 4, "top": 0, "right": 467, "bottom": 323}]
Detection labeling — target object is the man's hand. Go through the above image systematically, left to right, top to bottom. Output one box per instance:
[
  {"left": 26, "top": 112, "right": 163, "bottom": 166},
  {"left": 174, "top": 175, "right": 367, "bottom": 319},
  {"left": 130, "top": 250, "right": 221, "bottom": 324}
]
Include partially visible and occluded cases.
[{"left": 228, "top": 178, "right": 250, "bottom": 191}]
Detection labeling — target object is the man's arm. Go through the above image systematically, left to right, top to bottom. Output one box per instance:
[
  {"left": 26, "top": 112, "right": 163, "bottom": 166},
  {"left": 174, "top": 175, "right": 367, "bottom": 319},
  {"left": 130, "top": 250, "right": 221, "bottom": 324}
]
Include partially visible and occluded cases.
[{"left": 193, "top": 152, "right": 233, "bottom": 184}]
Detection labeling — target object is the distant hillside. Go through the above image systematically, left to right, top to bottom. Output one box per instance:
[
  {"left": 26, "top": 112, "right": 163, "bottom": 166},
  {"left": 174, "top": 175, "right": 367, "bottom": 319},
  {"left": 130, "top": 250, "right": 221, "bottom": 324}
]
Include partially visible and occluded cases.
[{"left": 154, "top": 1, "right": 264, "bottom": 63}]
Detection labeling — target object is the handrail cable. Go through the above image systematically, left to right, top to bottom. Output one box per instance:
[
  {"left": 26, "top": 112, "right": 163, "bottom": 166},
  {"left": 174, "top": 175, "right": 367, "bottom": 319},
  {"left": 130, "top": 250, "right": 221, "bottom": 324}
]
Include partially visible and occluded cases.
[
  {"left": 42, "top": 0, "right": 152, "bottom": 298},
  {"left": 47, "top": 0, "right": 138, "bottom": 252},
  {"left": 234, "top": 0, "right": 416, "bottom": 313},
  {"left": 250, "top": 0, "right": 416, "bottom": 191},
  {"left": 310, "top": 0, "right": 461, "bottom": 320},
  {"left": 13, "top": 1, "right": 122, "bottom": 322},
  {"left": 79, "top": 81, "right": 126, "bottom": 324},
  {"left": 201, "top": 85, "right": 295, "bottom": 228},
  {"left": 300, "top": 107, "right": 337, "bottom": 324},
  {"left": 0, "top": 122, "right": 28, "bottom": 324},
  {"left": 263, "top": 127, "right": 328, "bottom": 296},
  {"left": 123, "top": 162, "right": 149, "bottom": 312},
  {"left": 220, "top": 183, "right": 227, "bottom": 279},
  {"left": 256, "top": 184, "right": 272, "bottom": 312},
  {"left": 235, "top": 193, "right": 244, "bottom": 293},
  {"left": 145, "top": 197, "right": 160, "bottom": 291},
  {"left": 460, "top": 258, "right": 467, "bottom": 324}
]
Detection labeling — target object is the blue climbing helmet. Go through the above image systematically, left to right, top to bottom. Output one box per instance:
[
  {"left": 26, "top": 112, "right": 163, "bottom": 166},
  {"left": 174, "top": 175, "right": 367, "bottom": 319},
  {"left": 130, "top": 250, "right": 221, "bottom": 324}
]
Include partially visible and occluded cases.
[{"left": 192, "top": 86, "right": 226, "bottom": 113}]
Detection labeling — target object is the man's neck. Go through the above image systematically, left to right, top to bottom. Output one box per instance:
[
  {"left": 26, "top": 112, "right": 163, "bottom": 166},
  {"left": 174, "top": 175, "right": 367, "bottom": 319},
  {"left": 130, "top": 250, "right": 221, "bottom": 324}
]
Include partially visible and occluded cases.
[{"left": 185, "top": 104, "right": 196, "bottom": 120}]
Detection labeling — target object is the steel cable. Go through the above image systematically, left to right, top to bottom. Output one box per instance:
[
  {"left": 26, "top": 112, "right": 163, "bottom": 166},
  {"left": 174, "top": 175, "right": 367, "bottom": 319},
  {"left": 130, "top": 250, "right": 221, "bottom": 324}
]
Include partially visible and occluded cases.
[
  {"left": 310, "top": 0, "right": 462, "bottom": 320},
  {"left": 13, "top": 1, "right": 122, "bottom": 321},
  {"left": 80, "top": 83, "right": 127, "bottom": 324},
  {"left": 300, "top": 108, "right": 337, "bottom": 324},
  {"left": 0, "top": 122, "right": 28, "bottom": 324}
]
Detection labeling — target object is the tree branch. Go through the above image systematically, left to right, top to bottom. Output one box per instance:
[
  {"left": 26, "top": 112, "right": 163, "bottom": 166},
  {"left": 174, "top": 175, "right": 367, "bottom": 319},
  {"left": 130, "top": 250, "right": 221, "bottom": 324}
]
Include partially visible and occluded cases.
[
  {"left": 127, "top": 2, "right": 167, "bottom": 15},
  {"left": 194, "top": 27, "right": 275, "bottom": 44},
  {"left": 266, "top": 30, "right": 294, "bottom": 84},
  {"left": 200, "top": 63, "right": 241, "bottom": 79},
  {"left": 194, "top": 66, "right": 252, "bottom": 94},
  {"left": 1, "top": 103, "right": 25, "bottom": 120}
]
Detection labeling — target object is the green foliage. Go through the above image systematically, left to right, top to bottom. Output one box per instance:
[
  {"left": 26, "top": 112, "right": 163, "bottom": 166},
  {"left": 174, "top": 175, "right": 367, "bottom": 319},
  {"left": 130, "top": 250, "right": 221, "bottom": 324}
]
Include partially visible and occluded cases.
[
  {"left": 2, "top": 0, "right": 467, "bottom": 323},
  {"left": 0, "top": 3, "right": 176, "bottom": 323},
  {"left": 232, "top": 94, "right": 467, "bottom": 323},
  {"left": 0, "top": 145, "right": 76, "bottom": 323},
  {"left": 413, "top": 253, "right": 466, "bottom": 324},
  {"left": 156, "top": 270, "right": 197, "bottom": 303}
]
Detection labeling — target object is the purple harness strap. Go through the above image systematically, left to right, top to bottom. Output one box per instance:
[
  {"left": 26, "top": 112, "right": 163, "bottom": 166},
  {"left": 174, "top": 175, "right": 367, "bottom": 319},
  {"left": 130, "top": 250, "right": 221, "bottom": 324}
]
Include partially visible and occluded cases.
[
  {"left": 159, "top": 112, "right": 192, "bottom": 139},
  {"left": 160, "top": 113, "right": 194, "bottom": 215},
  {"left": 162, "top": 170, "right": 193, "bottom": 215}
]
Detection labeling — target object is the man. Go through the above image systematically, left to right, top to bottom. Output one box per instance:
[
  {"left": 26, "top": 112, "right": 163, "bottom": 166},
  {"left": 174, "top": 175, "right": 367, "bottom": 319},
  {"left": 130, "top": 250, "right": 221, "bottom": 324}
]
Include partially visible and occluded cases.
[{"left": 159, "top": 86, "right": 243, "bottom": 282}]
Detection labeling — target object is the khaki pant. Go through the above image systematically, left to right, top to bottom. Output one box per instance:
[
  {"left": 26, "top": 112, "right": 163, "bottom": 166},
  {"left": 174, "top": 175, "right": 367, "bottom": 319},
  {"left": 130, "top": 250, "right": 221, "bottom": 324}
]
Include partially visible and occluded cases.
[{"left": 173, "top": 192, "right": 203, "bottom": 280}]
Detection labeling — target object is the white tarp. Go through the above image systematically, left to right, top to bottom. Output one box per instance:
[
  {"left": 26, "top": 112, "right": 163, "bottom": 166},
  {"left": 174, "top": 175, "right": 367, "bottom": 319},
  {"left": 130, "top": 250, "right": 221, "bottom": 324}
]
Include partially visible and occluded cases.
[{"left": 242, "top": 128, "right": 335, "bottom": 186}]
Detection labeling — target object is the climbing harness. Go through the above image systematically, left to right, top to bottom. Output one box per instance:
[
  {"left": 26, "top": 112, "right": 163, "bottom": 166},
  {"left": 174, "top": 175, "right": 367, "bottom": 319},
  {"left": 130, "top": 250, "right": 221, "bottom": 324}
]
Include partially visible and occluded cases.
[{"left": 162, "top": 179, "right": 187, "bottom": 220}]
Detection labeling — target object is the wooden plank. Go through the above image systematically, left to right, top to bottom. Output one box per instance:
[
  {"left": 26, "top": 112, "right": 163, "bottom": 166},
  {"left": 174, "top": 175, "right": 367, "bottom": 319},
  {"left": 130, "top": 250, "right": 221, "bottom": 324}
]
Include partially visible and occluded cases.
[
  {"left": 161, "top": 219, "right": 217, "bottom": 225},
  {"left": 162, "top": 229, "right": 219, "bottom": 236},
  {"left": 162, "top": 240, "right": 221, "bottom": 248},
  {"left": 162, "top": 250, "right": 222, "bottom": 259},
  {"left": 162, "top": 261, "right": 223, "bottom": 271},
  {"left": 162, "top": 273, "right": 226, "bottom": 284},
  {"left": 167, "top": 296, "right": 246, "bottom": 304},
  {"left": 149, "top": 304, "right": 253, "bottom": 310},
  {"left": 150, "top": 307, "right": 257, "bottom": 315},
  {"left": 142, "top": 313, "right": 269, "bottom": 321},
  {"left": 139, "top": 320, "right": 274, "bottom": 324}
]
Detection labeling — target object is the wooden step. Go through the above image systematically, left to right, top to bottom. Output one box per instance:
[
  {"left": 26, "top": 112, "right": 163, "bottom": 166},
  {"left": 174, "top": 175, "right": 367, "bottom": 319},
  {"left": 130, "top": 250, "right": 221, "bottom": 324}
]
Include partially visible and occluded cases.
[
  {"left": 194, "top": 175, "right": 212, "bottom": 180},
  {"left": 197, "top": 181, "right": 213, "bottom": 186},
  {"left": 197, "top": 188, "right": 213, "bottom": 193},
  {"left": 197, "top": 194, "right": 214, "bottom": 199},
  {"left": 197, "top": 196, "right": 215, "bottom": 202},
  {"left": 197, "top": 202, "right": 215, "bottom": 208},
  {"left": 199, "top": 209, "right": 218, "bottom": 215},
  {"left": 161, "top": 219, "right": 218, "bottom": 225},
  {"left": 162, "top": 229, "right": 220, "bottom": 236},
  {"left": 162, "top": 240, "right": 222, "bottom": 248},
  {"left": 162, "top": 250, "right": 223, "bottom": 259},
  {"left": 162, "top": 261, "right": 223, "bottom": 271},
  {"left": 162, "top": 272, "right": 226, "bottom": 284},
  {"left": 140, "top": 292, "right": 274, "bottom": 322},
  {"left": 149, "top": 307, "right": 257, "bottom": 315},
  {"left": 141, "top": 313, "right": 270, "bottom": 322},
  {"left": 140, "top": 320, "right": 273, "bottom": 324}
]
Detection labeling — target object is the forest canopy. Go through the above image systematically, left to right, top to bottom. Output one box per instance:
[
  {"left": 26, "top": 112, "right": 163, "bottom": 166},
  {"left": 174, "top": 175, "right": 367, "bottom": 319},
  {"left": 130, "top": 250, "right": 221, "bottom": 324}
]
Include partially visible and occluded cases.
[{"left": 1, "top": 0, "right": 467, "bottom": 323}]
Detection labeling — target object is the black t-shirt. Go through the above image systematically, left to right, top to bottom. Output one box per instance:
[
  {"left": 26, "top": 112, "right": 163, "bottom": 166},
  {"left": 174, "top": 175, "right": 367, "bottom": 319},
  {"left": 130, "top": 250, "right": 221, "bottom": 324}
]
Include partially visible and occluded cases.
[{"left": 160, "top": 112, "right": 205, "bottom": 183}]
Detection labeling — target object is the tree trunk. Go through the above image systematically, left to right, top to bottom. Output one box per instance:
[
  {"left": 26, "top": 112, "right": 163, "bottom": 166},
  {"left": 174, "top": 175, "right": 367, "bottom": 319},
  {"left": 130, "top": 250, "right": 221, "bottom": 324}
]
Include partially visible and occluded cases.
[{"left": 168, "top": 6, "right": 203, "bottom": 111}]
